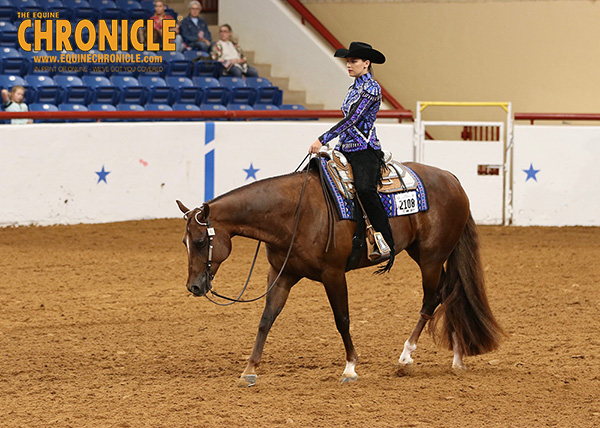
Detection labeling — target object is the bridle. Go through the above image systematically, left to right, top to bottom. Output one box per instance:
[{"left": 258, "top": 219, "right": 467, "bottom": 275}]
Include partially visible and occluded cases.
[{"left": 183, "top": 154, "right": 312, "bottom": 306}]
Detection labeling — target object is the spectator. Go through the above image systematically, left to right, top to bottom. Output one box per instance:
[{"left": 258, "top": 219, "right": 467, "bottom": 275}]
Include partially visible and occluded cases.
[
  {"left": 150, "top": 0, "right": 183, "bottom": 52},
  {"left": 180, "top": 0, "right": 212, "bottom": 54},
  {"left": 211, "top": 24, "right": 259, "bottom": 78},
  {"left": 2, "top": 86, "right": 32, "bottom": 125}
]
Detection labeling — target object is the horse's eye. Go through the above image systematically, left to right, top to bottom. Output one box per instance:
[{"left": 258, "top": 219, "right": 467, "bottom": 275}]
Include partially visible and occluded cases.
[{"left": 193, "top": 238, "right": 207, "bottom": 250}]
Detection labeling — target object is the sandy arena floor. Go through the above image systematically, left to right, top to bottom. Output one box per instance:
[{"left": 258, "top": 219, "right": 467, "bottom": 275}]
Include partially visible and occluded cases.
[{"left": 1, "top": 220, "right": 599, "bottom": 427}]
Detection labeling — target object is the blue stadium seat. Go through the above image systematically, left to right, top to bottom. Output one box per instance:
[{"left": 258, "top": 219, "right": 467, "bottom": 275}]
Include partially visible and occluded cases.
[
  {"left": 14, "top": 0, "right": 40, "bottom": 8},
  {"left": 37, "top": 0, "right": 64, "bottom": 7},
  {"left": 63, "top": 0, "right": 98, "bottom": 22},
  {"left": 92, "top": 0, "right": 121, "bottom": 20},
  {"left": 116, "top": 0, "right": 145, "bottom": 19},
  {"left": 139, "top": 0, "right": 153, "bottom": 12},
  {"left": 0, "top": 4, "right": 16, "bottom": 22},
  {"left": 0, "top": 21, "right": 15, "bottom": 32},
  {"left": 0, "top": 29, "right": 17, "bottom": 47},
  {"left": 0, "top": 46, "right": 19, "bottom": 59},
  {"left": 182, "top": 50, "right": 210, "bottom": 61},
  {"left": 158, "top": 51, "right": 185, "bottom": 62},
  {"left": 0, "top": 55, "right": 27, "bottom": 75},
  {"left": 166, "top": 59, "right": 191, "bottom": 77},
  {"left": 192, "top": 60, "right": 222, "bottom": 78},
  {"left": 0, "top": 73, "right": 26, "bottom": 90},
  {"left": 25, "top": 74, "right": 61, "bottom": 104},
  {"left": 53, "top": 74, "right": 84, "bottom": 86},
  {"left": 55, "top": 75, "right": 92, "bottom": 105},
  {"left": 83, "top": 75, "right": 120, "bottom": 105},
  {"left": 110, "top": 75, "right": 139, "bottom": 88},
  {"left": 111, "top": 75, "right": 148, "bottom": 105},
  {"left": 137, "top": 75, "right": 166, "bottom": 88},
  {"left": 137, "top": 75, "right": 173, "bottom": 104},
  {"left": 165, "top": 76, "right": 193, "bottom": 89},
  {"left": 192, "top": 76, "right": 219, "bottom": 89},
  {"left": 219, "top": 76, "right": 246, "bottom": 90},
  {"left": 245, "top": 77, "right": 272, "bottom": 89},
  {"left": 174, "top": 86, "right": 203, "bottom": 105},
  {"left": 202, "top": 87, "right": 230, "bottom": 106},
  {"left": 229, "top": 87, "right": 257, "bottom": 106},
  {"left": 257, "top": 87, "right": 283, "bottom": 106},
  {"left": 30, "top": 102, "right": 59, "bottom": 122},
  {"left": 30, "top": 102, "right": 58, "bottom": 111},
  {"left": 59, "top": 102, "right": 91, "bottom": 122},
  {"left": 116, "top": 102, "right": 144, "bottom": 120},
  {"left": 58, "top": 103, "right": 87, "bottom": 111},
  {"left": 88, "top": 103, "right": 116, "bottom": 111},
  {"left": 116, "top": 103, "right": 143, "bottom": 110},
  {"left": 145, "top": 103, "right": 172, "bottom": 118},
  {"left": 172, "top": 103, "right": 199, "bottom": 111},
  {"left": 200, "top": 103, "right": 226, "bottom": 110},
  {"left": 228, "top": 103, "right": 253, "bottom": 111},
  {"left": 253, "top": 103, "right": 279, "bottom": 111},
  {"left": 279, "top": 104, "right": 306, "bottom": 111}
]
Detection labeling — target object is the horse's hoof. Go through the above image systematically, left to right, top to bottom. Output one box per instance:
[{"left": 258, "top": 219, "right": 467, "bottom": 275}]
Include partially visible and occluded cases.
[
  {"left": 395, "top": 362, "right": 414, "bottom": 376},
  {"left": 452, "top": 363, "right": 467, "bottom": 372},
  {"left": 238, "top": 374, "right": 257, "bottom": 387},
  {"left": 340, "top": 375, "right": 358, "bottom": 384}
]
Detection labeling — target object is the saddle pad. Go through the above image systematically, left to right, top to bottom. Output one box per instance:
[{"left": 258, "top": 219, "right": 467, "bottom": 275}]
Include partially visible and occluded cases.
[{"left": 319, "top": 157, "right": 429, "bottom": 221}]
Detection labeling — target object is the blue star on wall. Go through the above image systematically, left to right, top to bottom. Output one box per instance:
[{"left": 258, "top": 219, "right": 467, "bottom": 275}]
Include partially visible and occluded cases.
[
  {"left": 243, "top": 163, "right": 259, "bottom": 180},
  {"left": 523, "top": 163, "right": 540, "bottom": 182},
  {"left": 96, "top": 165, "right": 111, "bottom": 184}
]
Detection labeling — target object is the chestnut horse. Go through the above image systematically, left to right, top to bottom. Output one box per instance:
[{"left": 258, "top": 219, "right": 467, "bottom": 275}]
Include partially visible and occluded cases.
[{"left": 176, "top": 161, "right": 503, "bottom": 387}]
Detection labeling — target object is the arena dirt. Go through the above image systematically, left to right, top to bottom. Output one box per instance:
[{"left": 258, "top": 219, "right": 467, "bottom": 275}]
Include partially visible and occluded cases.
[{"left": 1, "top": 219, "right": 599, "bottom": 427}]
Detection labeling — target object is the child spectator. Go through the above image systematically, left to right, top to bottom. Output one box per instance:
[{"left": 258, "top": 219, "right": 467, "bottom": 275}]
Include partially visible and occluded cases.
[
  {"left": 211, "top": 24, "right": 259, "bottom": 78},
  {"left": 2, "top": 86, "right": 32, "bottom": 125}
]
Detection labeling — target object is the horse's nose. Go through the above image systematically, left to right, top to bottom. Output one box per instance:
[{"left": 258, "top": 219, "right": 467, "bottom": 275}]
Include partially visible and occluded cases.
[{"left": 190, "top": 284, "right": 203, "bottom": 296}]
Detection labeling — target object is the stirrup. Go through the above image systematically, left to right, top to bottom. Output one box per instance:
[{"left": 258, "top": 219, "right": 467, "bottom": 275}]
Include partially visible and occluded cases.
[{"left": 368, "top": 231, "right": 391, "bottom": 261}]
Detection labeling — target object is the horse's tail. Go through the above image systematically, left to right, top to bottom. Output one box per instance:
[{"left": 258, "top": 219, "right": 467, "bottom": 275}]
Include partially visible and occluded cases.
[{"left": 429, "top": 213, "right": 504, "bottom": 356}]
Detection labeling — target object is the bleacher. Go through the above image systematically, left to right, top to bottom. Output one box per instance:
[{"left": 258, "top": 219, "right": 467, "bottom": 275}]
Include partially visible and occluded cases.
[{"left": 0, "top": 0, "right": 301, "bottom": 122}]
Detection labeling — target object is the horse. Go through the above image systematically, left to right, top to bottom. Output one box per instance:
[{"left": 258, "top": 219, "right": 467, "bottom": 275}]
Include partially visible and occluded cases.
[{"left": 176, "top": 160, "right": 504, "bottom": 387}]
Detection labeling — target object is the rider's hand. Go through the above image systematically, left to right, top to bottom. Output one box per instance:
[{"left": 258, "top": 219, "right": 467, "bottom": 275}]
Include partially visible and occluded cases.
[{"left": 309, "top": 139, "right": 322, "bottom": 154}]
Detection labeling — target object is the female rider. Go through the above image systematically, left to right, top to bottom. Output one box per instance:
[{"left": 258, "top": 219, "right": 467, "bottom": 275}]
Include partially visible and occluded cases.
[{"left": 308, "top": 42, "right": 394, "bottom": 272}]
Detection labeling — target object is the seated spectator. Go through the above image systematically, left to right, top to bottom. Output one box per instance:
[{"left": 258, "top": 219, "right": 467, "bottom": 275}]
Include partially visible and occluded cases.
[
  {"left": 150, "top": 0, "right": 183, "bottom": 52},
  {"left": 180, "top": 0, "right": 212, "bottom": 54},
  {"left": 211, "top": 24, "right": 259, "bottom": 78},
  {"left": 2, "top": 86, "right": 32, "bottom": 125}
]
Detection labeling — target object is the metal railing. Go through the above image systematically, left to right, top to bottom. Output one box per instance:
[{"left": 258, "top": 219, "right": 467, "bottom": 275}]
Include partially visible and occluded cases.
[{"left": 0, "top": 109, "right": 413, "bottom": 122}]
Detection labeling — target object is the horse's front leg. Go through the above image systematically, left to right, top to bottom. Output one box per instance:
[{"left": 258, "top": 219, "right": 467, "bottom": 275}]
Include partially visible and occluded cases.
[
  {"left": 239, "top": 269, "right": 299, "bottom": 387},
  {"left": 322, "top": 272, "right": 358, "bottom": 384}
]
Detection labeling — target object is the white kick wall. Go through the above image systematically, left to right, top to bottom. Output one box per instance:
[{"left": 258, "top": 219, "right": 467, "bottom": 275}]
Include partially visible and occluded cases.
[{"left": 0, "top": 121, "right": 598, "bottom": 227}]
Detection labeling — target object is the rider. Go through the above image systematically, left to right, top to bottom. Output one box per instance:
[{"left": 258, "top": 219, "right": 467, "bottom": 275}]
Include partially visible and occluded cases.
[{"left": 308, "top": 41, "right": 394, "bottom": 272}]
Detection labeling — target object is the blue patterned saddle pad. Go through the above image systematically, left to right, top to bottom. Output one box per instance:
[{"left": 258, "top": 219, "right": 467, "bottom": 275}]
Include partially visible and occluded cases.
[{"left": 318, "top": 153, "right": 429, "bottom": 220}]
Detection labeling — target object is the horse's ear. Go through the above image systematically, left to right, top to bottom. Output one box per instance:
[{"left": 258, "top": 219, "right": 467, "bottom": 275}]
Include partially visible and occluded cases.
[
  {"left": 176, "top": 200, "right": 189, "bottom": 214},
  {"left": 202, "top": 204, "right": 210, "bottom": 218}
]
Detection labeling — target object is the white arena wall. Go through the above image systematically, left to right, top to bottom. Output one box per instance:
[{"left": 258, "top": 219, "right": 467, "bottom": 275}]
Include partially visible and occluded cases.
[{"left": 0, "top": 121, "right": 597, "bottom": 227}]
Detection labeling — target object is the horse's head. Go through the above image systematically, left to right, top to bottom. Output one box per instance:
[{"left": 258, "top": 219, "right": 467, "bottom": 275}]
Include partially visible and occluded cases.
[{"left": 177, "top": 200, "right": 232, "bottom": 297}]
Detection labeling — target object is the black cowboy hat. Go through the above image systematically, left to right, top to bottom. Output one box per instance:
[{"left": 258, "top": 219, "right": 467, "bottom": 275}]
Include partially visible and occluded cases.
[{"left": 334, "top": 41, "right": 386, "bottom": 64}]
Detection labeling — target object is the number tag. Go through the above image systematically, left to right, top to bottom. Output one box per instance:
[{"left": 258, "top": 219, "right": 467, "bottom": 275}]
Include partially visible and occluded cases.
[
  {"left": 394, "top": 191, "right": 419, "bottom": 215},
  {"left": 207, "top": 227, "right": 216, "bottom": 236}
]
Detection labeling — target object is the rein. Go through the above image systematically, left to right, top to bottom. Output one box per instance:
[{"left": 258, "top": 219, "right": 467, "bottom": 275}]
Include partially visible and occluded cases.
[{"left": 189, "top": 154, "right": 312, "bottom": 305}]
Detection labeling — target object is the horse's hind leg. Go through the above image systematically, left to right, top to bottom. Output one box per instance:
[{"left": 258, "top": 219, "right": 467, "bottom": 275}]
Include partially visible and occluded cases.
[
  {"left": 398, "top": 261, "right": 443, "bottom": 371},
  {"left": 239, "top": 269, "right": 300, "bottom": 387},
  {"left": 322, "top": 272, "right": 358, "bottom": 383}
]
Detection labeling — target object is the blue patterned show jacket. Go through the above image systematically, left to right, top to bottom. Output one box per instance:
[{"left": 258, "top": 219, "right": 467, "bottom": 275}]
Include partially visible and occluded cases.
[{"left": 318, "top": 72, "right": 381, "bottom": 152}]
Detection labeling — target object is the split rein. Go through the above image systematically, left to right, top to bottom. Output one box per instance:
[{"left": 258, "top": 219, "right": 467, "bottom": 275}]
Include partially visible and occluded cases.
[{"left": 186, "top": 154, "right": 312, "bottom": 306}]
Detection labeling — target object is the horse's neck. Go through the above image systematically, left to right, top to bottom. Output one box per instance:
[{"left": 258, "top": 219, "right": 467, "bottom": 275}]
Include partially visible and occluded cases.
[{"left": 211, "top": 173, "right": 304, "bottom": 244}]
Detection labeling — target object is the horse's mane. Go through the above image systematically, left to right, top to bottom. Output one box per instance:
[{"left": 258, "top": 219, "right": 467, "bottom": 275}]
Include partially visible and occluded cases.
[{"left": 206, "top": 169, "right": 310, "bottom": 206}]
